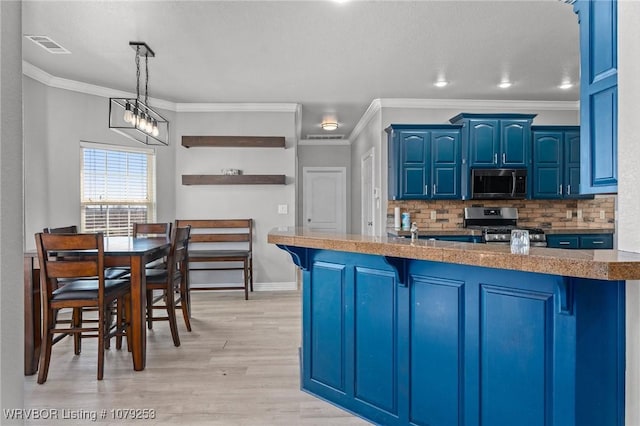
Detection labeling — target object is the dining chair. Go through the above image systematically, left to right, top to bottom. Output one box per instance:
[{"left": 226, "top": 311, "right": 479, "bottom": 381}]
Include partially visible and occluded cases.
[
  {"left": 133, "top": 222, "right": 172, "bottom": 269},
  {"left": 144, "top": 225, "right": 191, "bottom": 346},
  {"left": 34, "top": 232, "right": 132, "bottom": 384}
]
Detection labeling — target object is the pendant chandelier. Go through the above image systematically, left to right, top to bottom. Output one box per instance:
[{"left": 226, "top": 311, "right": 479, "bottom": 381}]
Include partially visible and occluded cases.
[{"left": 109, "top": 41, "right": 169, "bottom": 146}]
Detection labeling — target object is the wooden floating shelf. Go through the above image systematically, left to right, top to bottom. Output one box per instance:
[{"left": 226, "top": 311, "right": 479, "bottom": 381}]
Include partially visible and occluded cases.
[
  {"left": 182, "top": 136, "right": 286, "bottom": 148},
  {"left": 182, "top": 174, "right": 286, "bottom": 185}
]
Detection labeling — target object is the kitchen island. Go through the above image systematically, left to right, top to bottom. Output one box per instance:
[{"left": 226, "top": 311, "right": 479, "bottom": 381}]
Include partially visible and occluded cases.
[{"left": 268, "top": 228, "right": 637, "bottom": 426}]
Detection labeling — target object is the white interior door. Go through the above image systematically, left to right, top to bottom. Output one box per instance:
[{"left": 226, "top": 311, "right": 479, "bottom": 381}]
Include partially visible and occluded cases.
[
  {"left": 361, "top": 148, "right": 375, "bottom": 236},
  {"left": 303, "top": 167, "right": 346, "bottom": 233}
]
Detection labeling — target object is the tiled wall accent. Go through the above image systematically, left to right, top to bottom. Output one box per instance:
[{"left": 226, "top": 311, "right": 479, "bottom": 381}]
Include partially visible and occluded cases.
[{"left": 388, "top": 196, "right": 616, "bottom": 230}]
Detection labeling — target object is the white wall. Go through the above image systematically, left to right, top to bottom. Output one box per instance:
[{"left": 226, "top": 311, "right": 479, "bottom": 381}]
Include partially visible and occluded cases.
[
  {"left": 0, "top": 0, "right": 24, "bottom": 418},
  {"left": 617, "top": 2, "right": 640, "bottom": 425},
  {"left": 22, "top": 77, "right": 176, "bottom": 249},
  {"left": 175, "top": 111, "right": 297, "bottom": 288},
  {"left": 297, "top": 144, "right": 351, "bottom": 230}
]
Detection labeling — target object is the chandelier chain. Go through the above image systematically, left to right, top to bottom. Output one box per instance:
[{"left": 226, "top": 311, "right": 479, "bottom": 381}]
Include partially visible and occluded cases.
[
  {"left": 135, "top": 46, "right": 141, "bottom": 109},
  {"left": 144, "top": 53, "right": 149, "bottom": 107}
]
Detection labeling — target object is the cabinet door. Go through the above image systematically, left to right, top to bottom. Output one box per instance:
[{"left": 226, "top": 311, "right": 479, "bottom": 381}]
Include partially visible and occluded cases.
[
  {"left": 574, "top": 0, "right": 618, "bottom": 194},
  {"left": 468, "top": 119, "right": 499, "bottom": 167},
  {"left": 501, "top": 120, "right": 530, "bottom": 167},
  {"left": 431, "top": 130, "right": 461, "bottom": 199},
  {"left": 400, "top": 131, "right": 430, "bottom": 199},
  {"left": 564, "top": 131, "right": 583, "bottom": 199},
  {"left": 533, "top": 132, "right": 563, "bottom": 199},
  {"left": 580, "top": 234, "right": 613, "bottom": 249},
  {"left": 546, "top": 235, "right": 580, "bottom": 249}
]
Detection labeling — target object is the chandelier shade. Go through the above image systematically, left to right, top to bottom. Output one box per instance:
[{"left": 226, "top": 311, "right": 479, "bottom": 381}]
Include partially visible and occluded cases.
[{"left": 108, "top": 41, "right": 169, "bottom": 146}]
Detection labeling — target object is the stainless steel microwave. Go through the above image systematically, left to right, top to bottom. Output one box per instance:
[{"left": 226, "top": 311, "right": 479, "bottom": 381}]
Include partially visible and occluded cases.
[{"left": 471, "top": 168, "right": 527, "bottom": 199}]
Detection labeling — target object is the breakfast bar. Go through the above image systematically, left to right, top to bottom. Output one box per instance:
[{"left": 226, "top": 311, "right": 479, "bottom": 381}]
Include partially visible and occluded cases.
[{"left": 268, "top": 228, "right": 637, "bottom": 426}]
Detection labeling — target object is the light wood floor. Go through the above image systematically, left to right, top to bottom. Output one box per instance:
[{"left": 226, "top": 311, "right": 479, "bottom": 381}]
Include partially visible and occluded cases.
[{"left": 24, "top": 291, "right": 370, "bottom": 425}]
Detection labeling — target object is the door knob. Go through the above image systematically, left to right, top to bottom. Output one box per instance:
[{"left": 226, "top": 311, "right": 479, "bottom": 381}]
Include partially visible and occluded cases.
[
  {"left": 307, "top": 218, "right": 311, "bottom": 222},
  {"left": 367, "top": 222, "right": 373, "bottom": 226}
]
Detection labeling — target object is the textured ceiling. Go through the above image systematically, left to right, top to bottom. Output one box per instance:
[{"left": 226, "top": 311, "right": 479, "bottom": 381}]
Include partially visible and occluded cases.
[{"left": 22, "top": 0, "right": 580, "bottom": 140}]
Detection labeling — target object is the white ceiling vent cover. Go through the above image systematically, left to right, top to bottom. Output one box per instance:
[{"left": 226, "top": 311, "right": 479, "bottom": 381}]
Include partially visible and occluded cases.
[
  {"left": 25, "top": 35, "right": 70, "bottom": 54},
  {"left": 306, "top": 134, "right": 345, "bottom": 140}
]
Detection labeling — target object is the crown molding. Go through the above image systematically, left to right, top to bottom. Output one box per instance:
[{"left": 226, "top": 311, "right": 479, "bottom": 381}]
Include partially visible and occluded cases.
[
  {"left": 23, "top": 61, "right": 300, "bottom": 114},
  {"left": 348, "top": 97, "right": 580, "bottom": 142}
]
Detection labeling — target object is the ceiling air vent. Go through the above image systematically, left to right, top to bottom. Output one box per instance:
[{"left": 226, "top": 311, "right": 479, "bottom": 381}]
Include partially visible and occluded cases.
[
  {"left": 25, "top": 35, "right": 70, "bottom": 54},
  {"left": 306, "top": 134, "right": 345, "bottom": 140}
]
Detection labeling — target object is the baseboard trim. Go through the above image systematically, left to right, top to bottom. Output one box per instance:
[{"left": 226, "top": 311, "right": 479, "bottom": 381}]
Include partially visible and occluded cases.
[{"left": 190, "top": 281, "right": 297, "bottom": 292}]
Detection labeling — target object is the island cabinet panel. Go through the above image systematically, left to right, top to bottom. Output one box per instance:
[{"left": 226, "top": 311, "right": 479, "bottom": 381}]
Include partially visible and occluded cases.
[
  {"left": 295, "top": 248, "right": 625, "bottom": 426},
  {"left": 408, "top": 275, "right": 463, "bottom": 426},
  {"left": 480, "top": 286, "right": 553, "bottom": 426}
]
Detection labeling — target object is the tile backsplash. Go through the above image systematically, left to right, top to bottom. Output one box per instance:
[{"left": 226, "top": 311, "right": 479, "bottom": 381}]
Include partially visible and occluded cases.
[{"left": 388, "top": 196, "right": 615, "bottom": 230}]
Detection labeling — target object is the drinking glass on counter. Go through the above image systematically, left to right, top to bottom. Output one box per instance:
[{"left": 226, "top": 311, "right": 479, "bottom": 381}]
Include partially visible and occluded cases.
[{"left": 510, "top": 229, "right": 530, "bottom": 254}]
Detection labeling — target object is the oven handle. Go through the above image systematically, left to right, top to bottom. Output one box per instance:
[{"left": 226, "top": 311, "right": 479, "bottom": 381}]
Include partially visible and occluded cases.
[{"left": 511, "top": 170, "right": 516, "bottom": 198}]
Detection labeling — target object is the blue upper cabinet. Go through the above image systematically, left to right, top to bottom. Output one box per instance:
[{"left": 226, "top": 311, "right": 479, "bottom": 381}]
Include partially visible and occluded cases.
[
  {"left": 574, "top": 0, "right": 618, "bottom": 194},
  {"left": 450, "top": 114, "right": 536, "bottom": 169},
  {"left": 386, "top": 124, "right": 462, "bottom": 200},
  {"left": 532, "top": 126, "right": 588, "bottom": 199}
]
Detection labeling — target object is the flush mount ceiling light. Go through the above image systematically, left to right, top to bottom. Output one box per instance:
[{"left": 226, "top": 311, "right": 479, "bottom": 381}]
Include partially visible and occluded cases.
[
  {"left": 109, "top": 41, "right": 169, "bottom": 146},
  {"left": 434, "top": 79, "right": 449, "bottom": 88},
  {"left": 497, "top": 80, "right": 512, "bottom": 89},
  {"left": 558, "top": 80, "right": 574, "bottom": 90},
  {"left": 321, "top": 121, "right": 339, "bottom": 131}
]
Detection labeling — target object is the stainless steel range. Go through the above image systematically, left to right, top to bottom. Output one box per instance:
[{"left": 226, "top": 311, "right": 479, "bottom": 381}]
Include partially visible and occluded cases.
[{"left": 463, "top": 207, "right": 547, "bottom": 247}]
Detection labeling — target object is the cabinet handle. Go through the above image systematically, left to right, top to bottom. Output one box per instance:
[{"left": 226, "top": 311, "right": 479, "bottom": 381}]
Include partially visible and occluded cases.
[
  {"left": 494, "top": 153, "right": 497, "bottom": 164},
  {"left": 502, "top": 153, "right": 506, "bottom": 163},
  {"left": 433, "top": 184, "right": 436, "bottom": 194},
  {"left": 425, "top": 185, "right": 428, "bottom": 194},
  {"left": 559, "top": 185, "right": 563, "bottom": 195},
  {"left": 567, "top": 185, "right": 571, "bottom": 195},
  {"left": 559, "top": 241, "right": 571, "bottom": 245},
  {"left": 593, "top": 241, "right": 604, "bottom": 244}
]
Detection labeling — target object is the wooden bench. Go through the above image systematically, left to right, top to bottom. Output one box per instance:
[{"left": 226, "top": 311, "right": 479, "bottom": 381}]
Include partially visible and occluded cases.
[{"left": 175, "top": 219, "right": 253, "bottom": 300}]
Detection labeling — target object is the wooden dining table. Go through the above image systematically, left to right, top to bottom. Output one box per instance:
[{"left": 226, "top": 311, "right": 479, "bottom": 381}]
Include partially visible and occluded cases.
[{"left": 24, "top": 236, "right": 171, "bottom": 375}]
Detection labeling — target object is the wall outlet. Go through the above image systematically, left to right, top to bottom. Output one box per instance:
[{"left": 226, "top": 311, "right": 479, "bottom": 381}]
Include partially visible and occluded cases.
[
  {"left": 278, "top": 204, "right": 288, "bottom": 215},
  {"left": 577, "top": 209, "right": 583, "bottom": 220},
  {"left": 430, "top": 210, "right": 437, "bottom": 220},
  {"left": 566, "top": 210, "right": 572, "bottom": 219},
  {"left": 600, "top": 210, "right": 606, "bottom": 219}
]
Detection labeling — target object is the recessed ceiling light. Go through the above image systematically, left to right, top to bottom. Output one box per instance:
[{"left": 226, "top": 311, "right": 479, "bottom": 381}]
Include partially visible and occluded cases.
[
  {"left": 434, "top": 80, "right": 448, "bottom": 88},
  {"left": 498, "top": 80, "right": 512, "bottom": 89},
  {"left": 559, "top": 81, "right": 573, "bottom": 90},
  {"left": 321, "top": 121, "right": 339, "bottom": 131}
]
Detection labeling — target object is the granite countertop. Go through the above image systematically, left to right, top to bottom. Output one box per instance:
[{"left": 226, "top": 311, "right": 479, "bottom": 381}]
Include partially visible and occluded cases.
[
  {"left": 268, "top": 227, "right": 638, "bottom": 281},
  {"left": 387, "top": 228, "right": 614, "bottom": 237}
]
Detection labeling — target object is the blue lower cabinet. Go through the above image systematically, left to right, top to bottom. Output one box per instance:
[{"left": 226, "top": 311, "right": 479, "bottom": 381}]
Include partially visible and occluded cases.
[
  {"left": 547, "top": 234, "right": 613, "bottom": 249},
  {"left": 299, "top": 249, "right": 624, "bottom": 426}
]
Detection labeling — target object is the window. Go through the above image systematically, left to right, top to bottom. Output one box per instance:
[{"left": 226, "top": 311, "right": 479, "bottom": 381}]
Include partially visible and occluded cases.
[{"left": 81, "top": 142, "right": 156, "bottom": 236}]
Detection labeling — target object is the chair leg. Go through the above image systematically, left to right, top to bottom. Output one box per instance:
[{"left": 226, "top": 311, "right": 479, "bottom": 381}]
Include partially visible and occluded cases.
[
  {"left": 249, "top": 257, "right": 254, "bottom": 292},
  {"left": 244, "top": 260, "right": 249, "bottom": 300},
  {"left": 180, "top": 273, "right": 192, "bottom": 332},
  {"left": 146, "top": 289, "right": 154, "bottom": 329},
  {"left": 166, "top": 290, "right": 181, "bottom": 347},
  {"left": 125, "top": 293, "right": 133, "bottom": 352},
  {"left": 115, "top": 297, "right": 124, "bottom": 350},
  {"left": 97, "top": 305, "right": 106, "bottom": 381},
  {"left": 37, "top": 308, "right": 55, "bottom": 384},
  {"left": 72, "top": 308, "right": 82, "bottom": 355}
]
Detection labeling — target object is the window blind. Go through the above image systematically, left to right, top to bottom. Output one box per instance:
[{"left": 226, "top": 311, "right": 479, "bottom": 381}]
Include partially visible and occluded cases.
[{"left": 80, "top": 143, "right": 156, "bottom": 236}]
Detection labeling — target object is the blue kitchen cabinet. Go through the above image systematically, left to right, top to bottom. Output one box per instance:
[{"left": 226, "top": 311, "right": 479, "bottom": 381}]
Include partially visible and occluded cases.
[
  {"left": 574, "top": 0, "right": 618, "bottom": 194},
  {"left": 450, "top": 113, "right": 536, "bottom": 169},
  {"left": 387, "top": 124, "right": 462, "bottom": 200},
  {"left": 532, "top": 126, "right": 587, "bottom": 199},
  {"left": 547, "top": 233, "right": 613, "bottom": 249},
  {"left": 289, "top": 247, "right": 624, "bottom": 426}
]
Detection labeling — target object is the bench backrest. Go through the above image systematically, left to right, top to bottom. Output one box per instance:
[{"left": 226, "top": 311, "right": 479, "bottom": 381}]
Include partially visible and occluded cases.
[{"left": 175, "top": 219, "right": 253, "bottom": 252}]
